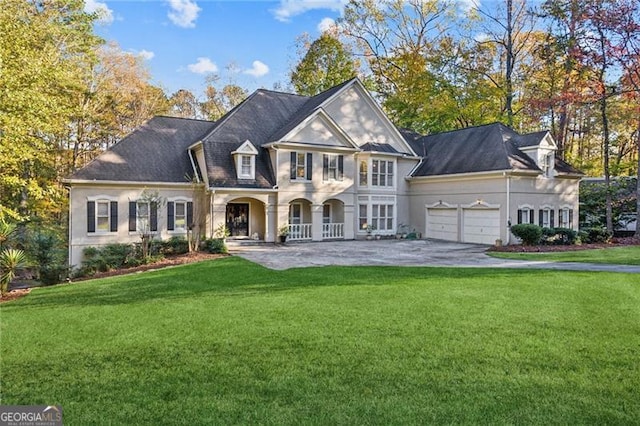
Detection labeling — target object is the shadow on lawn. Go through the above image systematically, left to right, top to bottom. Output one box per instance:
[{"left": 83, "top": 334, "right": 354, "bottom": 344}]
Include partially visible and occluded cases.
[{"left": 3, "top": 257, "right": 554, "bottom": 310}]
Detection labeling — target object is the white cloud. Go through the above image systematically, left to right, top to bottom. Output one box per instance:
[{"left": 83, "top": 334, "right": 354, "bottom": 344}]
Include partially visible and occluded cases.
[
  {"left": 84, "top": 0, "right": 114, "bottom": 24},
  {"left": 167, "top": 0, "right": 201, "bottom": 28},
  {"left": 273, "top": 0, "right": 346, "bottom": 22},
  {"left": 459, "top": 0, "right": 480, "bottom": 13},
  {"left": 317, "top": 17, "right": 336, "bottom": 33},
  {"left": 474, "top": 33, "right": 491, "bottom": 43},
  {"left": 138, "top": 50, "right": 155, "bottom": 60},
  {"left": 188, "top": 57, "right": 218, "bottom": 74},
  {"left": 243, "top": 60, "right": 270, "bottom": 78}
]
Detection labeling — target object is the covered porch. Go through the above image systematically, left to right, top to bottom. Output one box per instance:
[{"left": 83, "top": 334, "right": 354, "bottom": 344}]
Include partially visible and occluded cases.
[{"left": 287, "top": 198, "right": 347, "bottom": 241}]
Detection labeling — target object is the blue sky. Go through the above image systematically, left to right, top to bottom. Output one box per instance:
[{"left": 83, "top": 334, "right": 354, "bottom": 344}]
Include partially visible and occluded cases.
[{"left": 86, "top": 0, "right": 347, "bottom": 96}]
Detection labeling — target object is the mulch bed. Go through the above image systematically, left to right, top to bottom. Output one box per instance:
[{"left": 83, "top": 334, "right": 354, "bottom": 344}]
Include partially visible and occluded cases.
[
  {"left": 488, "top": 237, "right": 640, "bottom": 252},
  {"left": 0, "top": 252, "right": 227, "bottom": 304}
]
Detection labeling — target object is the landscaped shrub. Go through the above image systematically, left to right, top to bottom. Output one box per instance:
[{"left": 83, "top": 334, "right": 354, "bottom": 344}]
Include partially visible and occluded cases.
[
  {"left": 510, "top": 224, "right": 543, "bottom": 245},
  {"left": 540, "top": 227, "right": 579, "bottom": 245},
  {"left": 582, "top": 227, "right": 613, "bottom": 244},
  {"left": 26, "top": 228, "right": 68, "bottom": 285},
  {"left": 160, "top": 236, "right": 189, "bottom": 255},
  {"left": 202, "top": 238, "right": 227, "bottom": 254},
  {"left": 80, "top": 244, "right": 137, "bottom": 276}
]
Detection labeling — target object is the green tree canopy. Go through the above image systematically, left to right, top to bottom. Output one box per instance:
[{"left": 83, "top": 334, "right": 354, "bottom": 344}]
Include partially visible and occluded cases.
[{"left": 291, "top": 33, "right": 359, "bottom": 96}]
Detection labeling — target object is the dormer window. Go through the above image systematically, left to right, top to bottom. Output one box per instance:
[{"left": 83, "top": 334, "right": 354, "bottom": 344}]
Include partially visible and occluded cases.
[
  {"left": 232, "top": 140, "right": 258, "bottom": 180},
  {"left": 541, "top": 152, "right": 554, "bottom": 177}
]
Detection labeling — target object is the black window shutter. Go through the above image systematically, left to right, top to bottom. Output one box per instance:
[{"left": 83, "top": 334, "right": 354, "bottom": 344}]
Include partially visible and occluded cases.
[
  {"left": 290, "top": 152, "right": 296, "bottom": 179},
  {"left": 306, "top": 153, "right": 312, "bottom": 180},
  {"left": 323, "top": 154, "right": 328, "bottom": 181},
  {"left": 338, "top": 155, "right": 344, "bottom": 181},
  {"left": 87, "top": 201, "right": 96, "bottom": 233},
  {"left": 110, "top": 201, "right": 118, "bottom": 232},
  {"left": 187, "top": 201, "right": 193, "bottom": 230},
  {"left": 129, "top": 202, "right": 137, "bottom": 231},
  {"left": 150, "top": 202, "right": 158, "bottom": 232},
  {"left": 167, "top": 202, "right": 175, "bottom": 231},
  {"left": 517, "top": 209, "right": 522, "bottom": 224},
  {"left": 529, "top": 209, "right": 535, "bottom": 224},
  {"left": 558, "top": 209, "right": 562, "bottom": 226},
  {"left": 569, "top": 209, "right": 574, "bottom": 228},
  {"left": 539, "top": 210, "right": 543, "bottom": 227},
  {"left": 550, "top": 210, "right": 555, "bottom": 228}
]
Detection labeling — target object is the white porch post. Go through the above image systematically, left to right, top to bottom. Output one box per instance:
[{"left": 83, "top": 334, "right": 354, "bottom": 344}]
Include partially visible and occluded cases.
[
  {"left": 211, "top": 199, "right": 226, "bottom": 238},
  {"left": 265, "top": 203, "right": 277, "bottom": 242},
  {"left": 277, "top": 203, "right": 289, "bottom": 232},
  {"left": 311, "top": 204, "right": 323, "bottom": 241},
  {"left": 343, "top": 204, "right": 355, "bottom": 240}
]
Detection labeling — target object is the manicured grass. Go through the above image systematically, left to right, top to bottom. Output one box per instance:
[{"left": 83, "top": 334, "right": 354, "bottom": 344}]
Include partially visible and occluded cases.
[
  {"left": 488, "top": 245, "right": 640, "bottom": 265},
  {"left": 1, "top": 257, "right": 639, "bottom": 424}
]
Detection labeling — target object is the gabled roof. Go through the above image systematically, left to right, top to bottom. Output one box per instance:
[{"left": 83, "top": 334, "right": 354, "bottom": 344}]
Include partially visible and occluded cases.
[
  {"left": 268, "top": 78, "right": 357, "bottom": 143},
  {"left": 199, "top": 89, "right": 309, "bottom": 189},
  {"left": 69, "top": 116, "right": 217, "bottom": 183},
  {"left": 409, "top": 123, "right": 550, "bottom": 177},
  {"left": 512, "top": 130, "right": 548, "bottom": 148},
  {"left": 360, "top": 142, "right": 400, "bottom": 154}
]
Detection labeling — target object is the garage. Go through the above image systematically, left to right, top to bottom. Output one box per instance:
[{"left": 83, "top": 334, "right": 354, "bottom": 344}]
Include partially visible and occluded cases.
[
  {"left": 426, "top": 208, "right": 458, "bottom": 242},
  {"left": 462, "top": 208, "right": 501, "bottom": 245}
]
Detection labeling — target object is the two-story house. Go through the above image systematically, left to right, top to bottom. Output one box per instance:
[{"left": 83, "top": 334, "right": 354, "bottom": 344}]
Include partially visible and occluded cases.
[{"left": 65, "top": 78, "right": 582, "bottom": 267}]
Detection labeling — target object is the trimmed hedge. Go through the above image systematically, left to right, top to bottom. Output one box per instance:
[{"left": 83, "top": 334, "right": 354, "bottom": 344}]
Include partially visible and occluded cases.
[
  {"left": 510, "top": 224, "right": 543, "bottom": 246},
  {"left": 202, "top": 238, "right": 227, "bottom": 254}
]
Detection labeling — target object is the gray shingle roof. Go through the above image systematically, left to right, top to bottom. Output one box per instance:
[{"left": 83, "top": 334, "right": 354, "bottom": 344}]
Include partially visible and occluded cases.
[
  {"left": 267, "top": 78, "right": 357, "bottom": 143},
  {"left": 200, "top": 89, "right": 309, "bottom": 188},
  {"left": 69, "top": 116, "right": 217, "bottom": 183},
  {"left": 409, "top": 123, "right": 555, "bottom": 177},
  {"left": 360, "top": 142, "right": 400, "bottom": 154}
]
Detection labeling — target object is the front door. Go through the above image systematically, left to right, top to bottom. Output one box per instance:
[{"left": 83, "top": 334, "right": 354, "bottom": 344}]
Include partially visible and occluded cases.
[{"left": 226, "top": 203, "right": 249, "bottom": 237}]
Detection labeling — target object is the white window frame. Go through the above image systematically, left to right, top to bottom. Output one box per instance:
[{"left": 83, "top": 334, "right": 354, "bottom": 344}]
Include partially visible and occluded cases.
[
  {"left": 232, "top": 140, "right": 258, "bottom": 180},
  {"left": 292, "top": 152, "right": 310, "bottom": 181},
  {"left": 323, "top": 154, "right": 341, "bottom": 182},
  {"left": 240, "top": 155, "right": 253, "bottom": 178},
  {"left": 371, "top": 159, "right": 394, "bottom": 188},
  {"left": 359, "top": 160, "right": 368, "bottom": 186},
  {"left": 87, "top": 195, "right": 118, "bottom": 235},
  {"left": 96, "top": 200, "right": 111, "bottom": 233},
  {"left": 137, "top": 201, "right": 151, "bottom": 233},
  {"left": 174, "top": 201, "right": 187, "bottom": 232},
  {"left": 359, "top": 204, "right": 368, "bottom": 231},
  {"left": 372, "top": 204, "right": 394, "bottom": 231},
  {"left": 518, "top": 205, "right": 534, "bottom": 224},
  {"left": 541, "top": 207, "right": 552, "bottom": 228},
  {"left": 559, "top": 207, "right": 571, "bottom": 228}
]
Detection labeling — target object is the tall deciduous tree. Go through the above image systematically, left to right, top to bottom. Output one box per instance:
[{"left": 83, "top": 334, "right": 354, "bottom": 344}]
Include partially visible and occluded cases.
[
  {"left": 0, "top": 0, "right": 102, "bottom": 220},
  {"left": 341, "top": 0, "right": 457, "bottom": 133},
  {"left": 468, "top": 0, "right": 538, "bottom": 127},
  {"left": 291, "top": 33, "right": 359, "bottom": 96}
]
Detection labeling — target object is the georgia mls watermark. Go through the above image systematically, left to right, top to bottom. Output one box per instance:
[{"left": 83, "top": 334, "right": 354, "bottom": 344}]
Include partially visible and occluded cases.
[{"left": 0, "top": 406, "right": 62, "bottom": 426}]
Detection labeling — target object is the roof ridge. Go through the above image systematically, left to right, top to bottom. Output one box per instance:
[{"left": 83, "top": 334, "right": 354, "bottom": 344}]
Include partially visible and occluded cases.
[
  {"left": 255, "top": 87, "right": 309, "bottom": 98},
  {"left": 200, "top": 90, "right": 264, "bottom": 142},
  {"left": 154, "top": 115, "right": 216, "bottom": 124},
  {"left": 421, "top": 122, "right": 507, "bottom": 138}
]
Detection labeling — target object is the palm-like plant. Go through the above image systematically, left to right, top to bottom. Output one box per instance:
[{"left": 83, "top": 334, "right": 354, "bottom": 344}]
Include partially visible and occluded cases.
[{"left": 0, "top": 248, "right": 26, "bottom": 296}]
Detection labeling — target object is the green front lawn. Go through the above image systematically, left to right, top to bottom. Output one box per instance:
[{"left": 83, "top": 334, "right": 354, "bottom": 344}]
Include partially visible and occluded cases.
[
  {"left": 488, "top": 245, "right": 640, "bottom": 265},
  {"left": 1, "top": 258, "right": 639, "bottom": 424}
]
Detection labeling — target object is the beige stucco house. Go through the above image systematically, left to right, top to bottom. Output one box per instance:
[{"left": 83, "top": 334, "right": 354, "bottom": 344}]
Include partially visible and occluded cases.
[{"left": 65, "top": 78, "right": 582, "bottom": 267}]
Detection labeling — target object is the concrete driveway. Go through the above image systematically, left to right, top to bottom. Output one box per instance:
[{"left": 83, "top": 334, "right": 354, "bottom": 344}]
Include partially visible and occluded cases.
[{"left": 230, "top": 239, "right": 640, "bottom": 273}]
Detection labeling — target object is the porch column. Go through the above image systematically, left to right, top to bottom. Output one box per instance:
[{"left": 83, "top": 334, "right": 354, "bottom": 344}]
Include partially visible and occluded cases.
[
  {"left": 211, "top": 201, "right": 226, "bottom": 238},
  {"left": 265, "top": 203, "right": 277, "bottom": 242},
  {"left": 277, "top": 203, "right": 289, "bottom": 231},
  {"left": 311, "top": 204, "right": 323, "bottom": 241},
  {"left": 343, "top": 204, "right": 355, "bottom": 240}
]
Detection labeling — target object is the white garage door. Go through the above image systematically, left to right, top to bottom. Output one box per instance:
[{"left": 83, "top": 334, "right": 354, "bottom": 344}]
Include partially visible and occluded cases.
[
  {"left": 426, "top": 208, "right": 458, "bottom": 242},
  {"left": 462, "top": 209, "right": 501, "bottom": 245}
]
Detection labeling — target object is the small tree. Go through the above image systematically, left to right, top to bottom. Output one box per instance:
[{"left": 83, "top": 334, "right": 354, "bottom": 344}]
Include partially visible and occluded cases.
[{"left": 137, "top": 189, "right": 166, "bottom": 260}]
